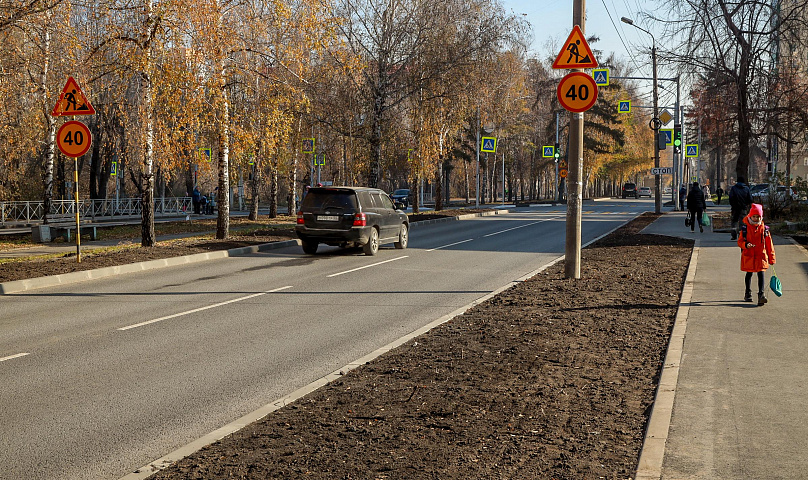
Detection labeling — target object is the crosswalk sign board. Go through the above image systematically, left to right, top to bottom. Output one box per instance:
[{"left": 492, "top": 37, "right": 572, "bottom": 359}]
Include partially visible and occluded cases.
[
  {"left": 552, "top": 25, "right": 598, "bottom": 69},
  {"left": 592, "top": 69, "right": 609, "bottom": 86},
  {"left": 51, "top": 77, "right": 95, "bottom": 116},
  {"left": 618, "top": 101, "right": 631, "bottom": 113},
  {"left": 660, "top": 129, "right": 673, "bottom": 146},
  {"left": 481, "top": 137, "right": 497, "bottom": 153},
  {"left": 302, "top": 138, "right": 315, "bottom": 153},
  {"left": 685, "top": 144, "right": 699, "bottom": 157},
  {"left": 543, "top": 146, "right": 555, "bottom": 158},
  {"left": 199, "top": 147, "right": 212, "bottom": 162},
  {"left": 111, "top": 161, "right": 117, "bottom": 176}
]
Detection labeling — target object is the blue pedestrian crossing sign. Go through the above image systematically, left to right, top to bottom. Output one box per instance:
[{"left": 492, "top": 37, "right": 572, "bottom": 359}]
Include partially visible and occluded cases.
[
  {"left": 592, "top": 69, "right": 609, "bottom": 86},
  {"left": 618, "top": 101, "right": 631, "bottom": 113},
  {"left": 660, "top": 129, "right": 673, "bottom": 146},
  {"left": 481, "top": 137, "right": 497, "bottom": 153},
  {"left": 302, "top": 138, "right": 315, "bottom": 154},
  {"left": 685, "top": 144, "right": 699, "bottom": 157},
  {"left": 542, "top": 146, "right": 555, "bottom": 158},
  {"left": 198, "top": 147, "right": 212, "bottom": 162},
  {"left": 110, "top": 161, "right": 117, "bottom": 176}
]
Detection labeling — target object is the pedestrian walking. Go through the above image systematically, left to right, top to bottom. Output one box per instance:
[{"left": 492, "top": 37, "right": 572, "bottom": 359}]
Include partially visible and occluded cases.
[
  {"left": 728, "top": 177, "right": 752, "bottom": 240},
  {"left": 686, "top": 182, "right": 707, "bottom": 233},
  {"left": 679, "top": 184, "right": 687, "bottom": 211},
  {"left": 192, "top": 186, "right": 201, "bottom": 214},
  {"left": 716, "top": 186, "right": 724, "bottom": 205},
  {"left": 200, "top": 194, "right": 208, "bottom": 214},
  {"left": 738, "top": 203, "right": 775, "bottom": 305}
]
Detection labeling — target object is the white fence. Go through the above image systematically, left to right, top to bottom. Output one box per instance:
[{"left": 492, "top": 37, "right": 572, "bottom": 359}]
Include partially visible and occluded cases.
[{"left": 0, "top": 197, "right": 193, "bottom": 226}]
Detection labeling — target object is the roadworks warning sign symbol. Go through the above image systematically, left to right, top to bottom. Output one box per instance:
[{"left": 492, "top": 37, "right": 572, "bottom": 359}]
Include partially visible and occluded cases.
[
  {"left": 552, "top": 25, "right": 598, "bottom": 69},
  {"left": 51, "top": 77, "right": 95, "bottom": 116}
]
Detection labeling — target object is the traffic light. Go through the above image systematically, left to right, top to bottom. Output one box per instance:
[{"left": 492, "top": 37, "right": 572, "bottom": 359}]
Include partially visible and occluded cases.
[
  {"left": 673, "top": 125, "right": 682, "bottom": 155},
  {"left": 657, "top": 132, "right": 668, "bottom": 151},
  {"left": 554, "top": 143, "right": 561, "bottom": 162}
]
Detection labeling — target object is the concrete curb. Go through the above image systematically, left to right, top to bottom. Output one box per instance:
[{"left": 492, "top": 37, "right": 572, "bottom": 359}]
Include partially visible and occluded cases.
[
  {"left": 0, "top": 210, "right": 510, "bottom": 295},
  {"left": 634, "top": 239, "right": 700, "bottom": 480},
  {"left": 0, "top": 240, "right": 301, "bottom": 295}
]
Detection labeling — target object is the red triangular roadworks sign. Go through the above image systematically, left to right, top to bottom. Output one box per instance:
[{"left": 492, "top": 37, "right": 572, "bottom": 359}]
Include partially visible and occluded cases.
[
  {"left": 552, "top": 25, "right": 598, "bottom": 69},
  {"left": 51, "top": 76, "right": 95, "bottom": 116}
]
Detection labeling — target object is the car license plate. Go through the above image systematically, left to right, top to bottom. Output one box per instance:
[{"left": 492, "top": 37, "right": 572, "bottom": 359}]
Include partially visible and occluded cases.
[{"left": 317, "top": 215, "right": 339, "bottom": 222}]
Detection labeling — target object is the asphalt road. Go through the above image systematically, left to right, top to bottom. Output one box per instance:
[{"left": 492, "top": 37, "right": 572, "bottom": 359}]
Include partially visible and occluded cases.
[{"left": 0, "top": 200, "right": 649, "bottom": 480}]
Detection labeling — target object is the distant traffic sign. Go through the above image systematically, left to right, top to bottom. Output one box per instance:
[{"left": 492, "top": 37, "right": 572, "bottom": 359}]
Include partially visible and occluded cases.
[
  {"left": 552, "top": 25, "right": 598, "bottom": 69},
  {"left": 592, "top": 69, "right": 609, "bottom": 86},
  {"left": 557, "top": 72, "right": 598, "bottom": 113},
  {"left": 52, "top": 77, "right": 95, "bottom": 116},
  {"left": 618, "top": 101, "right": 631, "bottom": 113},
  {"left": 659, "top": 109, "right": 673, "bottom": 125},
  {"left": 56, "top": 120, "right": 92, "bottom": 157},
  {"left": 660, "top": 129, "right": 673, "bottom": 146},
  {"left": 481, "top": 137, "right": 497, "bottom": 153},
  {"left": 302, "top": 138, "right": 315, "bottom": 153},
  {"left": 686, "top": 144, "right": 699, "bottom": 157},
  {"left": 543, "top": 146, "right": 555, "bottom": 158},
  {"left": 199, "top": 147, "right": 211, "bottom": 162},
  {"left": 111, "top": 161, "right": 117, "bottom": 176},
  {"left": 651, "top": 167, "right": 673, "bottom": 175},
  {"left": 559, "top": 168, "right": 569, "bottom": 179}
]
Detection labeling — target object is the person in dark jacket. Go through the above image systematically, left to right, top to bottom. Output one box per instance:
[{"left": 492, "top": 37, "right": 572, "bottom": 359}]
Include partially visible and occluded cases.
[
  {"left": 728, "top": 177, "right": 752, "bottom": 240},
  {"left": 687, "top": 182, "right": 707, "bottom": 233},
  {"left": 678, "top": 184, "right": 687, "bottom": 211},
  {"left": 192, "top": 186, "right": 201, "bottom": 214},
  {"left": 715, "top": 186, "right": 724, "bottom": 205}
]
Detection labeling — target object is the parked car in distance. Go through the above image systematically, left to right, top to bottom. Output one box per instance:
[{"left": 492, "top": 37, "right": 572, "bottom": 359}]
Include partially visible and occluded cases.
[
  {"left": 622, "top": 182, "right": 638, "bottom": 199},
  {"left": 750, "top": 183, "right": 769, "bottom": 201},
  {"left": 296, "top": 186, "right": 409, "bottom": 256},
  {"left": 638, "top": 186, "right": 652, "bottom": 197},
  {"left": 663, "top": 186, "right": 672, "bottom": 194},
  {"left": 390, "top": 189, "right": 411, "bottom": 209}
]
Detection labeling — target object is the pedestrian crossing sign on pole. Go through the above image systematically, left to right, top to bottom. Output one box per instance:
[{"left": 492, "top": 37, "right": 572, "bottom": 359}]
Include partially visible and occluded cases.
[
  {"left": 592, "top": 69, "right": 609, "bottom": 86},
  {"left": 618, "top": 101, "right": 631, "bottom": 113},
  {"left": 660, "top": 129, "right": 673, "bottom": 146},
  {"left": 481, "top": 137, "right": 497, "bottom": 153},
  {"left": 302, "top": 138, "right": 315, "bottom": 154},
  {"left": 685, "top": 144, "right": 699, "bottom": 157},
  {"left": 542, "top": 146, "right": 555, "bottom": 158},
  {"left": 198, "top": 147, "right": 211, "bottom": 162},
  {"left": 316, "top": 154, "right": 325, "bottom": 166},
  {"left": 110, "top": 161, "right": 117, "bottom": 176}
]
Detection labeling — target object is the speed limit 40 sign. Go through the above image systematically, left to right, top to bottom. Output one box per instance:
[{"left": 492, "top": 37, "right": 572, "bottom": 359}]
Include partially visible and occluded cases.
[
  {"left": 557, "top": 72, "right": 598, "bottom": 113},
  {"left": 57, "top": 120, "right": 92, "bottom": 158}
]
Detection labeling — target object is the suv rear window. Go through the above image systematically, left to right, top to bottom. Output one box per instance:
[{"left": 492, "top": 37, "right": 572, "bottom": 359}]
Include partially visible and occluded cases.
[
  {"left": 624, "top": 183, "right": 636, "bottom": 188},
  {"left": 301, "top": 190, "right": 357, "bottom": 210}
]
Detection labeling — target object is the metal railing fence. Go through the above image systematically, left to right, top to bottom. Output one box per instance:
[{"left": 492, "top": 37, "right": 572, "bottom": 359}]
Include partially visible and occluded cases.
[{"left": 0, "top": 197, "right": 193, "bottom": 226}]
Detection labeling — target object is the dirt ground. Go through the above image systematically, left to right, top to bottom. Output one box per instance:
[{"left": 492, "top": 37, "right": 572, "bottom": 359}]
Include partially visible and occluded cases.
[
  {"left": 0, "top": 210, "right": 487, "bottom": 283},
  {"left": 141, "top": 213, "right": 694, "bottom": 480}
]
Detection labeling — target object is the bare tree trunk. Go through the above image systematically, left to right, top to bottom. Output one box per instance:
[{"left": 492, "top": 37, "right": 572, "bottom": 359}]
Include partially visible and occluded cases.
[
  {"left": 140, "top": 0, "right": 156, "bottom": 247},
  {"left": 40, "top": 13, "right": 56, "bottom": 223},
  {"left": 215, "top": 37, "right": 230, "bottom": 238},
  {"left": 249, "top": 156, "right": 260, "bottom": 220},
  {"left": 269, "top": 160, "right": 278, "bottom": 218},
  {"left": 464, "top": 160, "right": 469, "bottom": 204}
]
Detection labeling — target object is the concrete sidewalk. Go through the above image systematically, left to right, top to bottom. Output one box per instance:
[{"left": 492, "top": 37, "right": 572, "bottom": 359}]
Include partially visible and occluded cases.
[{"left": 642, "top": 209, "right": 808, "bottom": 479}]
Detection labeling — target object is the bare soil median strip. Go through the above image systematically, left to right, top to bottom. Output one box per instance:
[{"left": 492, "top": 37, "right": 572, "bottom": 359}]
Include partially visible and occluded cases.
[{"left": 141, "top": 213, "right": 693, "bottom": 480}]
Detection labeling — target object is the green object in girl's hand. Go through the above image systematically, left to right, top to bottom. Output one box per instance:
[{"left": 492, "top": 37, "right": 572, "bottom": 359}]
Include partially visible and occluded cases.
[
  {"left": 702, "top": 212, "right": 710, "bottom": 226},
  {"left": 770, "top": 267, "right": 782, "bottom": 297}
]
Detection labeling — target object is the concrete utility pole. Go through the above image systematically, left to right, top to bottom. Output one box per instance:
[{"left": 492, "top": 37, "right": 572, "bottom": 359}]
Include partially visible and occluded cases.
[{"left": 565, "top": 0, "right": 585, "bottom": 279}]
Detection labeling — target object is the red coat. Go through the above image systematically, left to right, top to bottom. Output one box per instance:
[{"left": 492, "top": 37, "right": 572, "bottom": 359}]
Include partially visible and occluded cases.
[{"left": 738, "top": 216, "right": 775, "bottom": 272}]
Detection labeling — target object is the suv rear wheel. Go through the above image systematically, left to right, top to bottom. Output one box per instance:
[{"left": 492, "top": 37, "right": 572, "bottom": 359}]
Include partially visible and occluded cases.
[
  {"left": 394, "top": 223, "right": 408, "bottom": 249},
  {"left": 363, "top": 227, "right": 379, "bottom": 256},
  {"left": 301, "top": 240, "right": 318, "bottom": 255}
]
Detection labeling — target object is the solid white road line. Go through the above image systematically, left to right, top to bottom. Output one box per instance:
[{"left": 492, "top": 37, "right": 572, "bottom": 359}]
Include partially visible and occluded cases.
[
  {"left": 425, "top": 239, "right": 474, "bottom": 252},
  {"left": 326, "top": 256, "right": 408, "bottom": 278},
  {"left": 117, "top": 286, "right": 294, "bottom": 331},
  {"left": 0, "top": 352, "right": 30, "bottom": 363}
]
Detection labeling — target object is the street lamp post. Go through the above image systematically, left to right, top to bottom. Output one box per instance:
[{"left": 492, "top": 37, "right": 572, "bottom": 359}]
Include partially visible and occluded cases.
[{"left": 621, "top": 17, "right": 661, "bottom": 214}]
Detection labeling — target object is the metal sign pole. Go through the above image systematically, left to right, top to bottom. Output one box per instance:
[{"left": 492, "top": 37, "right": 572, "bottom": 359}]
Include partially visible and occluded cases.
[
  {"left": 565, "top": 0, "right": 585, "bottom": 279},
  {"left": 73, "top": 155, "right": 81, "bottom": 263}
]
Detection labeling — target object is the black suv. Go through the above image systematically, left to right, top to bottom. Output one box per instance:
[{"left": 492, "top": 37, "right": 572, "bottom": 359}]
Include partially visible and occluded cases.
[
  {"left": 622, "top": 182, "right": 638, "bottom": 199},
  {"left": 296, "top": 186, "right": 409, "bottom": 256},
  {"left": 390, "top": 188, "right": 411, "bottom": 209}
]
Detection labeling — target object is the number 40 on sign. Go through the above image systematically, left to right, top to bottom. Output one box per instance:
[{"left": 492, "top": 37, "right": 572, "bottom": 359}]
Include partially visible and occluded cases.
[{"left": 557, "top": 72, "right": 598, "bottom": 113}]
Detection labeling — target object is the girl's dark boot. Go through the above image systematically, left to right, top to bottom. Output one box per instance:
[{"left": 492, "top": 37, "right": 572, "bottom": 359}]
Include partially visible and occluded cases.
[
  {"left": 744, "top": 289, "right": 753, "bottom": 302},
  {"left": 758, "top": 292, "right": 768, "bottom": 306}
]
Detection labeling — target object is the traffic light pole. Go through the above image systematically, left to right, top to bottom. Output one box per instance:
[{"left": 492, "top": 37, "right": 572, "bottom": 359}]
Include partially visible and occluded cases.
[{"left": 555, "top": 111, "right": 560, "bottom": 203}]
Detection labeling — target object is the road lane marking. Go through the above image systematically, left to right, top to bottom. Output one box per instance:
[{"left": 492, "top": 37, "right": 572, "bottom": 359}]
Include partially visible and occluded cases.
[
  {"left": 483, "top": 216, "right": 563, "bottom": 237},
  {"left": 426, "top": 239, "right": 474, "bottom": 252},
  {"left": 326, "top": 256, "right": 408, "bottom": 278},
  {"left": 118, "top": 286, "right": 294, "bottom": 331},
  {"left": 0, "top": 353, "right": 30, "bottom": 363}
]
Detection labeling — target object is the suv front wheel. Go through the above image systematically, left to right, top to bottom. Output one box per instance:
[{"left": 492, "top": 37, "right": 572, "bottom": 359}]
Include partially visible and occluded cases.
[
  {"left": 395, "top": 223, "right": 408, "bottom": 249},
  {"left": 363, "top": 227, "right": 379, "bottom": 256}
]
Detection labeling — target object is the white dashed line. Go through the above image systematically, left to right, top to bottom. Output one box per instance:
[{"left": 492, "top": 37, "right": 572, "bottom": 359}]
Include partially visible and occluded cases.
[
  {"left": 483, "top": 216, "right": 564, "bottom": 237},
  {"left": 426, "top": 239, "right": 474, "bottom": 252},
  {"left": 326, "top": 256, "right": 408, "bottom": 278},
  {"left": 118, "top": 286, "right": 294, "bottom": 331},
  {"left": 0, "top": 353, "right": 30, "bottom": 363}
]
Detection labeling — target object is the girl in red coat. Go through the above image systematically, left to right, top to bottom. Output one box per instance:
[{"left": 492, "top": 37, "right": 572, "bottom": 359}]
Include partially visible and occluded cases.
[{"left": 738, "top": 203, "right": 776, "bottom": 305}]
